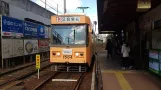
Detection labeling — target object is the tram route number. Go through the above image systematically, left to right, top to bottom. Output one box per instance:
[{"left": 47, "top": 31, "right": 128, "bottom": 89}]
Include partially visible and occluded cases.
[
  {"left": 63, "top": 49, "right": 72, "bottom": 55},
  {"left": 36, "top": 54, "right": 40, "bottom": 69}
]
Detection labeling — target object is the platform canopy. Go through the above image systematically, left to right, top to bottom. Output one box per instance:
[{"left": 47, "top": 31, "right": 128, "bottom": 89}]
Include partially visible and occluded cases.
[{"left": 97, "top": 0, "right": 161, "bottom": 34}]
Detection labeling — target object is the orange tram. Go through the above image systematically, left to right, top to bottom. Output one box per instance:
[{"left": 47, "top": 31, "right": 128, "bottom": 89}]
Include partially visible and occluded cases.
[{"left": 50, "top": 13, "right": 98, "bottom": 72}]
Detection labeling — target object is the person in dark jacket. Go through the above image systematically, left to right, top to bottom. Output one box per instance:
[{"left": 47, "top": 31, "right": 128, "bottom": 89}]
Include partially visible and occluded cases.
[{"left": 105, "top": 39, "right": 113, "bottom": 58}]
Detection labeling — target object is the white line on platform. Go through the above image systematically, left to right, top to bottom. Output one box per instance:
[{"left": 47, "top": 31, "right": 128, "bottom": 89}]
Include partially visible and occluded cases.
[
  {"left": 91, "top": 62, "right": 96, "bottom": 90},
  {"left": 52, "top": 79, "right": 77, "bottom": 82}
]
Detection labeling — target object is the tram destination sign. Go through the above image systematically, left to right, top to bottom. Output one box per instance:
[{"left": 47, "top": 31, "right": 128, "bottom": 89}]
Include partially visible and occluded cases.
[{"left": 56, "top": 16, "right": 80, "bottom": 22}]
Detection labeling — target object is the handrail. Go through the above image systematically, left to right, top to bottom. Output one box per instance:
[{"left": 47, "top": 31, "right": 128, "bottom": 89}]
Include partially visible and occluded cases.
[{"left": 52, "top": 30, "right": 63, "bottom": 42}]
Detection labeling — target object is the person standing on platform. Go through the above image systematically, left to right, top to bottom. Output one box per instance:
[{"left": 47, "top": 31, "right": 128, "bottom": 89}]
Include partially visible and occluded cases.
[
  {"left": 105, "top": 39, "right": 113, "bottom": 58},
  {"left": 121, "top": 43, "right": 131, "bottom": 69}
]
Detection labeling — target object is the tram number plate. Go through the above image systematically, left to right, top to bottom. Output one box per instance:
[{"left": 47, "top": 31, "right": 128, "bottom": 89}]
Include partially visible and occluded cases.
[{"left": 63, "top": 49, "right": 72, "bottom": 55}]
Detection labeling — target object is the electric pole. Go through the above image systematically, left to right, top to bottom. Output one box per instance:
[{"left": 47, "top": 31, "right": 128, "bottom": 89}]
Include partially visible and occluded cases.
[
  {"left": 64, "top": 0, "right": 66, "bottom": 14},
  {"left": 57, "top": 4, "right": 58, "bottom": 15},
  {"left": 77, "top": 7, "right": 89, "bottom": 13}
]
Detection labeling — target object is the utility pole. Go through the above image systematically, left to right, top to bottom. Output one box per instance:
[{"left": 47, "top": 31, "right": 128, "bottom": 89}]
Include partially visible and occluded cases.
[
  {"left": 45, "top": 0, "right": 46, "bottom": 9},
  {"left": 64, "top": 0, "right": 66, "bottom": 14},
  {"left": 57, "top": 4, "right": 58, "bottom": 15},
  {"left": 77, "top": 7, "right": 89, "bottom": 13},
  {"left": 94, "top": 21, "right": 97, "bottom": 32}
]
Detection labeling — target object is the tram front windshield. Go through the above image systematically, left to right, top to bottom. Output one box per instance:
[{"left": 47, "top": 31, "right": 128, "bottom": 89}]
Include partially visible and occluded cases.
[{"left": 52, "top": 25, "right": 87, "bottom": 45}]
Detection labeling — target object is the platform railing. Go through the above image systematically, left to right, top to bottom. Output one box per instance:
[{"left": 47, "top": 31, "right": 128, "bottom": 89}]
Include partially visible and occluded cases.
[{"left": 95, "top": 52, "right": 103, "bottom": 90}]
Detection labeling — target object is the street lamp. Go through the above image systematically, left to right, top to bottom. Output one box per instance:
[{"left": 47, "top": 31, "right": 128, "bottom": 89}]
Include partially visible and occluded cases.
[{"left": 77, "top": 7, "right": 89, "bottom": 13}]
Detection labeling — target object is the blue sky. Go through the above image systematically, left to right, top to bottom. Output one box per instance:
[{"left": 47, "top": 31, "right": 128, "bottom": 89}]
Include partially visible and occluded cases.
[
  {"left": 32, "top": 0, "right": 98, "bottom": 33},
  {"left": 76, "top": 0, "right": 98, "bottom": 23}
]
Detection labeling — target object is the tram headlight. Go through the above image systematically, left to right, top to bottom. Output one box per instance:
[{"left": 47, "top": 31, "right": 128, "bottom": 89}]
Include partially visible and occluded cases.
[
  {"left": 53, "top": 51, "right": 61, "bottom": 57},
  {"left": 56, "top": 52, "right": 61, "bottom": 56},
  {"left": 75, "top": 52, "right": 84, "bottom": 57},
  {"left": 75, "top": 53, "right": 79, "bottom": 56}
]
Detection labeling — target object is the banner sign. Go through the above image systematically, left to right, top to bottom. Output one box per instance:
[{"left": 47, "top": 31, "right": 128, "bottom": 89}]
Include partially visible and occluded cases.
[
  {"left": 2, "top": 16, "right": 23, "bottom": 37},
  {"left": 24, "top": 21, "right": 37, "bottom": 38},
  {"left": 37, "top": 25, "right": 45, "bottom": 38},
  {"left": 45, "top": 26, "right": 49, "bottom": 38}
]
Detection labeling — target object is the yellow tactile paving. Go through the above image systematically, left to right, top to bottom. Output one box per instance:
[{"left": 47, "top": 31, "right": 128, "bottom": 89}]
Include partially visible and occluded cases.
[
  {"left": 97, "top": 49, "right": 161, "bottom": 90},
  {"left": 101, "top": 70, "right": 148, "bottom": 74},
  {"left": 102, "top": 70, "right": 161, "bottom": 90},
  {"left": 102, "top": 70, "right": 133, "bottom": 90},
  {"left": 115, "top": 71, "right": 132, "bottom": 90},
  {"left": 102, "top": 73, "right": 122, "bottom": 90}
]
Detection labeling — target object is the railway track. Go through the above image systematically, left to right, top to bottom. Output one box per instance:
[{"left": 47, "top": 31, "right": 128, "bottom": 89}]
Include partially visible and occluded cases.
[
  {"left": 0, "top": 59, "right": 49, "bottom": 76},
  {"left": 0, "top": 59, "right": 93, "bottom": 90},
  {"left": 0, "top": 60, "right": 52, "bottom": 90},
  {"left": 33, "top": 72, "right": 85, "bottom": 90}
]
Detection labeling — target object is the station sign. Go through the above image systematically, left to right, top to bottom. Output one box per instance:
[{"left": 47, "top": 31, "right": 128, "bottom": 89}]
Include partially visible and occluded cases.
[
  {"left": 137, "top": 0, "right": 151, "bottom": 12},
  {"left": 137, "top": 0, "right": 151, "bottom": 9},
  {"left": 1, "top": 16, "right": 23, "bottom": 37},
  {"left": 56, "top": 16, "right": 80, "bottom": 22},
  {"left": 24, "top": 21, "right": 38, "bottom": 38},
  {"left": 36, "top": 54, "right": 40, "bottom": 69}
]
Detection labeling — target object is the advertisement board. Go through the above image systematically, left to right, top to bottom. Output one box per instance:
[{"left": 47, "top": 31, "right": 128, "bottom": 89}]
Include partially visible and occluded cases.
[
  {"left": 2, "top": 16, "right": 23, "bottom": 37},
  {"left": 24, "top": 21, "right": 37, "bottom": 38},
  {"left": 37, "top": 24, "right": 45, "bottom": 38},
  {"left": 45, "top": 26, "right": 49, "bottom": 38},
  {"left": 48, "top": 27, "right": 52, "bottom": 39},
  {"left": 2, "top": 39, "right": 13, "bottom": 59},
  {"left": 2, "top": 39, "right": 24, "bottom": 58},
  {"left": 13, "top": 39, "right": 24, "bottom": 57},
  {"left": 24, "top": 39, "right": 38, "bottom": 55},
  {"left": 38, "top": 39, "right": 49, "bottom": 52},
  {"left": 149, "top": 50, "right": 160, "bottom": 74},
  {"left": 158, "top": 52, "right": 161, "bottom": 76}
]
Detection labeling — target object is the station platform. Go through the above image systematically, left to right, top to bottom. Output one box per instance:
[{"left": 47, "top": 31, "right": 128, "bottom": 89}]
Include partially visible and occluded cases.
[{"left": 97, "top": 49, "right": 161, "bottom": 90}]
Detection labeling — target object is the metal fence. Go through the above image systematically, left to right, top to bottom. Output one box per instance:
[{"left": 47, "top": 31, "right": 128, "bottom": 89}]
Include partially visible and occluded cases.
[{"left": 30, "top": 0, "right": 69, "bottom": 15}]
